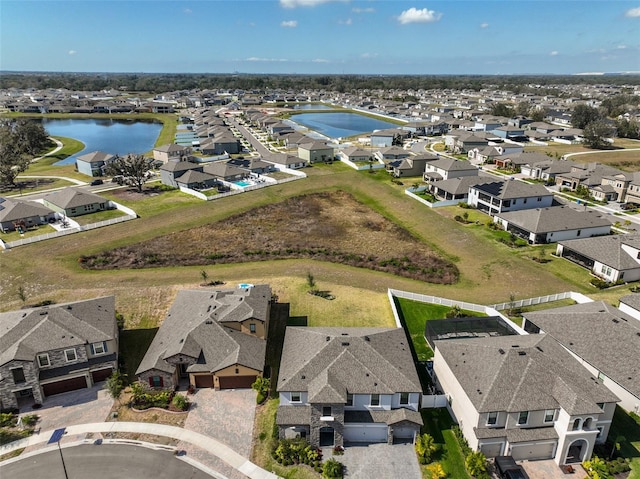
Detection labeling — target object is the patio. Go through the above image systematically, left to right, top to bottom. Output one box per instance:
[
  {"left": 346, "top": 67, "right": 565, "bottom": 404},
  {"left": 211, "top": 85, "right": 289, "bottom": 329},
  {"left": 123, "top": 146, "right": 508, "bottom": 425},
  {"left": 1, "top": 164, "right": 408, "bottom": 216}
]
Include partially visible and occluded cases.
[{"left": 519, "top": 459, "right": 588, "bottom": 479}]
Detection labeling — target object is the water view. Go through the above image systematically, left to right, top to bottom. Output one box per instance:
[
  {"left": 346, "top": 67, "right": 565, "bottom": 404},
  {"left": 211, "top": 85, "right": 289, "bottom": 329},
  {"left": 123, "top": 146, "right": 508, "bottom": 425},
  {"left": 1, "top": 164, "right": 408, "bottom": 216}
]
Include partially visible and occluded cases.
[
  {"left": 292, "top": 104, "right": 335, "bottom": 110},
  {"left": 290, "top": 112, "right": 399, "bottom": 139},
  {"left": 42, "top": 118, "right": 162, "bottom": 165}
]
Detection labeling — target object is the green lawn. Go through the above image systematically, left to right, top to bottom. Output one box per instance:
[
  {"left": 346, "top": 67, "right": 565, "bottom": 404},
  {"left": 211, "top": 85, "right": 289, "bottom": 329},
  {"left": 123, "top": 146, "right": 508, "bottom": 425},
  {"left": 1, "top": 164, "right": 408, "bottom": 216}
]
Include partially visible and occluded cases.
[
  {"left": 73, "top": 208, "right": 130, "bottom": 226},
  {"left": 0, "top": 224, "right": 57, "bottom": 243},
  {"left": 118, "top": 328, "right": 158, "bottom": 383},
  {"left": 608, "top": 407, "right": 640, "bottom": 479},
  {"left": 421, "top": 409, "right": 470, "bottom": 479}
]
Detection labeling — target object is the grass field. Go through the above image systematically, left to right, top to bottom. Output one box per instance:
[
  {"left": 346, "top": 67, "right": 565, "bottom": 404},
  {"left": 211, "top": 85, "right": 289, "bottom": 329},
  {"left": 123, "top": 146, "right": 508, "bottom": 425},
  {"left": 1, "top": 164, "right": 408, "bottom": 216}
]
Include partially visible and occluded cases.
[
  {"left": 608, "top": 407, "right": 640, "bottom": 479},
  {"left": 421, "top": 409, "right": 470, "bottom": 479}
]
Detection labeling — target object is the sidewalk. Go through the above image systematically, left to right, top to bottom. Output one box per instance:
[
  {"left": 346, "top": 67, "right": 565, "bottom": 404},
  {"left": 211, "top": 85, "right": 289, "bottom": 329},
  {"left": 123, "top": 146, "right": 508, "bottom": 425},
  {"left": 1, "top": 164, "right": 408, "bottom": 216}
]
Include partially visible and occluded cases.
[{"left": 0, "top": 422, "right": 280, "bottom": 479}]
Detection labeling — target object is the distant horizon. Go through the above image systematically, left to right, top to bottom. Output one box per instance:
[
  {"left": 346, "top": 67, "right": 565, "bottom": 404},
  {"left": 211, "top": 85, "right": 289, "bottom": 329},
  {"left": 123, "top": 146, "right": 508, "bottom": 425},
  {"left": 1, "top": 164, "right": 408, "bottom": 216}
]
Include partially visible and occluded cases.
[{"left": 1, "top": 1, "right": 638, "bottom": 75}]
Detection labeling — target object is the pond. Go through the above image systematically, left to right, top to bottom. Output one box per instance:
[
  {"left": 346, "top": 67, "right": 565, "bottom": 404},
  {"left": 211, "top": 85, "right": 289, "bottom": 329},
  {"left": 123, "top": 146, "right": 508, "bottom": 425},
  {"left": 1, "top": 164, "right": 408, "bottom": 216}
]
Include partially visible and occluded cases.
[
  {"left": 291, "top": 104, "right": 335, "bottom": 110},
  {"left": 289, "top": 112, "right": 399, "bottom": 139},
  {"left": 42, "top": 118, "right": 162, "bottom": 165}
]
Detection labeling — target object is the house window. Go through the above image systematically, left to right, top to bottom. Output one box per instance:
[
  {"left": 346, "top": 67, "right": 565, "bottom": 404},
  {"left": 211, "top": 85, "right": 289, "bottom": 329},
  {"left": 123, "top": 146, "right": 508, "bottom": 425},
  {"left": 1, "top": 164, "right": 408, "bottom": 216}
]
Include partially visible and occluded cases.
[
  {"left": 537, "top": 197, "right": 542, "bottom": 201},
  {"left": 523, "top": 198, "right": 527, "bottom": 204},
  {"left": 577, "top": 229, "right": 581, "bottom": 237},
  {"left": 601, "top": 265, "right": 612, "bottom": 276},
  {"left": 249, "top": 323, "right": 256, "bottom": 334},
  {"left": 91, "top": 342, "right": 106, "bottom": 355},
  {"left": 64, "top": 349, "right": 77, "bottom": 362},
  {"left": 37, "top": 354, "right": 50, "bottom": 368},
  {"left": 11, "top": 368, "right": 26, "bottom": 384},
  {"left": 235, "top": 368, "right": 239, "bottom": 374},
  {"left": 598, "top": 371, "right": 606, "bottom": 382},
  {"left": 150, "top": 376, "right": 163, "bottom": 388},
  {"left": 291, "top": 392, "right": 301, "bottom": 403},
  {"left": 400, "top": 392, "right": 410, "bottom": 405},
  {"left": 346, "top": 393, "right": 353, "bottom": 407},
  {"left": 370, "top": 394, "right": 380, "bottom": 407},
  {"left": 597, "top": 403, "right": 605, "bottom": 411},
  {"left": 323, "top": 406, "right": 332, "bottom": 417},
  {"left": 544, "top": 409, "right": 555, "bottom": 423},
  {"left": 487, "top": 411, "right": 498, "bottom": 426},
  {"left": 517, "top": 411, "right": 529, "bottom": 425},
  {"left": 572, "top": 418, "right": 581, "bottom": 431},
  {"left": 596, "top": 426, "right": 604, "bottom": 439}
]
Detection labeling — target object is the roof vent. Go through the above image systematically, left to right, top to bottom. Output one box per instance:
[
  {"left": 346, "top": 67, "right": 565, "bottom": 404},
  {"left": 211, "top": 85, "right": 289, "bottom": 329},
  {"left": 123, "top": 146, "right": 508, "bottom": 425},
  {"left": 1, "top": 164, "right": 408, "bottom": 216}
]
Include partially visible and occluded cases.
[
  {"left": 66, "top": 306, "right": 72, "bottom": 310},
  {"left": 39, "top": 311, "right": 47, "bottom": 316},
  {"left": 612, "top": 318, "right": 620, "bottom": 323},
  {"left": 205, "top": 320, "right": 213, "bottom": 325},
  {"left": 341, "top": 333, "right": 348, "bottom": 336},
  {"left": 326, "top": 336, "right": 330, "bottom": 341},
  {"left": 364, "top": 336, "right": 370, "bottom": 341},
  {"left": 179, "top": 338, "right": 184, "bottom": 343},
  {"left": 341, "top": 342, "right": 350, "bottom": 346},
  {"left": 511, "top": 344, "right": 520, "bottom": 348},
  {"left": 536, "top": 346, "right": 544, "bottom": 352},
  {"left": 498, "top": 349, "right": 505, "bottom": 355},
  {"left": 518, "top": 351, "right": 526, "bottom": 356},
  {"left": 301, "top": 375, "right": 305, "bottom": 379}
]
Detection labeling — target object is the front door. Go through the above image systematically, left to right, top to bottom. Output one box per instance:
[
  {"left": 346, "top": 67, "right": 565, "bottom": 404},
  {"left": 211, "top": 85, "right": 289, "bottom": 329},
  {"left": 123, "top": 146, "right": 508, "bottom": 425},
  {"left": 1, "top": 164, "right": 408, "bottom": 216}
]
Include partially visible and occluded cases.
[{"left": 319, "top": 427, "right": 334, "bottom": 447}]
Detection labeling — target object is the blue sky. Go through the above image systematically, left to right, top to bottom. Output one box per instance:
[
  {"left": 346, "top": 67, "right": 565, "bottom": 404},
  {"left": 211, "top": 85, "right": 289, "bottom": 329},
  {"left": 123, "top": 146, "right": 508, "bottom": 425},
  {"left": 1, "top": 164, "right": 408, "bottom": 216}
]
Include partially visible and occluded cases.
[{"left": 1, "top": 0, "right": 639, "bottom": 75}]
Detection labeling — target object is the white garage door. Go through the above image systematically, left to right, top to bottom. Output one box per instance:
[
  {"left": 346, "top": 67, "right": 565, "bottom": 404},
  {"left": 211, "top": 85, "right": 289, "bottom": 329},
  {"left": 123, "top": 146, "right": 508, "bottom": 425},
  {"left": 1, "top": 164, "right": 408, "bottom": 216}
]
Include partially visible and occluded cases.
[
  {"left": 343, "top": 424, "right": 388, "bottom": 443},
  {"left": 393, "top": 425, "right": 417, "bottom": 439},
  {"left": 510, "top": 441, "right": 556, "bottom": 461},
  {"left": 480, "top": 442, "right": 504, "bottom": 457}
]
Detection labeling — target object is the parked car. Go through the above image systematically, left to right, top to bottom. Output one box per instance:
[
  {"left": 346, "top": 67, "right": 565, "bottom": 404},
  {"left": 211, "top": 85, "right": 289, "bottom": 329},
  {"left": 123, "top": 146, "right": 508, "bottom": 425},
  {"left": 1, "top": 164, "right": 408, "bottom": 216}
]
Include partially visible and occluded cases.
[
  {"left": 90, "top": 179, "right": 104, "bottom": 186},
  {"left": 495, "top": 456, "right": 530, "bottom": 479}
]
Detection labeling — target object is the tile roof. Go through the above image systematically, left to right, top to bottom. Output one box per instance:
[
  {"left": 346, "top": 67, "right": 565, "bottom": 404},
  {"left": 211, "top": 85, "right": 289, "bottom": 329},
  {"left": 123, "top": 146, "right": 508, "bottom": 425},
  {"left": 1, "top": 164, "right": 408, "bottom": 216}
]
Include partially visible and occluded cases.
[
  {"left": 495, "top": 206, "right": 611, "bottom": 234},
  {"left": 136, "top": 285, "right": 271, "bottom": 376},
  {"left": 0, "top": 297, "right": 116, "bottom": 367},
  {"left": 523, "top": 301, "right": 640, "bottom": 399},
  {"left": 277, "top": 328, "right": 421, "bottom": 399},
  {"left": 435, "top": 334, "right": 618, "bottom": 415}
]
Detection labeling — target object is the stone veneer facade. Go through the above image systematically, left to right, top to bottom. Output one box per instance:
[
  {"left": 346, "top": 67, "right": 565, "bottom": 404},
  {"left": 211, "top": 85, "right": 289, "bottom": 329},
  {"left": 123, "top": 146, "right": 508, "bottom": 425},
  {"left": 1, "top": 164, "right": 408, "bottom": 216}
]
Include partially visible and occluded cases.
[{"left": 309, "top": 403, "right": 345, "bottom": 448}]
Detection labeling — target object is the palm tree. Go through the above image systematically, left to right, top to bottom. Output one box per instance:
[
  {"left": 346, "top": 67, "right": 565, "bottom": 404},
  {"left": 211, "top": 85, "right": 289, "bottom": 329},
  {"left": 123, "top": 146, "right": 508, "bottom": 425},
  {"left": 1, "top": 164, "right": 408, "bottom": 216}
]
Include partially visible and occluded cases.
[
  {"left": 415, "top": 433, "right": 438, "bottom": 464},
  {"left": 465, "top": 451, "right": 488, "bottom": 477}
]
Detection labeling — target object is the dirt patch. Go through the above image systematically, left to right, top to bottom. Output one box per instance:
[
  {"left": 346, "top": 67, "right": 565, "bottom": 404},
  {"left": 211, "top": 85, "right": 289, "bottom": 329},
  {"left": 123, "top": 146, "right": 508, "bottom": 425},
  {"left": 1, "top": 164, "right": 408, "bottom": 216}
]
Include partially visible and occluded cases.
[
  {"left": 107, "top": 185, "right": 165, "bottom": 201},
  {"left": 80, "top": 191, "right": 459, "bottom": 284}
]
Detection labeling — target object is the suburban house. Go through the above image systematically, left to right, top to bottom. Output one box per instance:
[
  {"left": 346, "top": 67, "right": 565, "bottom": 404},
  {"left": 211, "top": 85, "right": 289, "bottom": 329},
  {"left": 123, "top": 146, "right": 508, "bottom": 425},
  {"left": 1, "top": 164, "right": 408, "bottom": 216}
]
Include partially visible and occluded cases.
[
  {"left": 370, "top": 128, "right": 408, "bottom": 148},
  {"left": 199, "top": 134, "right": 241, "bottom": 156},
  {"left": 297, "top": 141, "right": 336, "bottom": 164},
  {"left": 153, "top": 144, "right": 191, "bottom": 164},
  {"left": 338, "top": 146, "right": 374, "bottom": 164},
  {"left": 375, "top": 146, "right": 411, "bottom": 162},
  {"left": 75, "top": 151, "right": 116, "bottom": 177},
  {"left": 267, "top": 153, "right": 308, "bottom": 169},
  {"left": 391, "top": 153, "right": 438, "bottom": 178},
  {"left": 227, "top": 157, "right": 275, "bottom": 175},
  {"left": 423, "top": 158, "right": 478, "bottom": 182},
  {"left": 159, "top": 159, "right": 201, "bottom": 188},
  {"left": 520, "top": 159, "right": 576, "bottom": 183},
  {"left": 203, "top": 161, "right": 247, "bottom": 182},
  {"left": 555, "top": 163, "right": 625, "bottom": 194},
  {"left": 175, "top": 169, "right": 219, "bottom": 190},
  {"left": 623, "top": 173, "right": 640, "bottom": 205},
  {"left": 428, "top": 177, "right": 496, "bottom": 203},
  {"left": 468, "top": 181, "right": 554, "bottom": 215},
  {"left": 42, "top": 188, "right": 112, "bottom": 218},
  {"left": 0, "top": 197, "right": 57, "bottom": 233},
  {"left": 493, "top": 206, "right": 611, "bottom": 244},
  {"left": 555, "top": 233, "right": 640, "bottom": 283},
  {"left": 136, "top": 285, "right": 271, "bottom": 390},
  {"left": 618, "top": 293, "right": 640, "bottom": 321},
  {"left": 0, "top": 297, "right": 118, "bottom": 410},
  {"left": 522, "top": 301, "right": 639, "bottom": 414},
  {"left": 276, "top": 327, "right": 423, "bottom": 448},
  {"left": 433, "top": 334, "right": 619, "bottom": 465}
]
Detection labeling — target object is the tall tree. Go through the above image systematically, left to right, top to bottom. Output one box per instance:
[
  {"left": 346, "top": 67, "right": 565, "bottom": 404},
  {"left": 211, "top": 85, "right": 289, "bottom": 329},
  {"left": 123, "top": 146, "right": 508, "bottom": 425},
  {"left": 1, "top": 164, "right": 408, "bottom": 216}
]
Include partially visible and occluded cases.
[
  {"left": 490, "top": 102, "right": 515, "bottom": 118},
  {"left": 571, "top": 104, "right": 602, "bottom": 129},
  {"left": 0, "top": 120, "right": 48, "bottom": 186},
  {"left": 583, "top": 120, "right": 615, "bottom": 149},
  {"left": 105, "top": 154, "right": 152, "bottom": 192}
]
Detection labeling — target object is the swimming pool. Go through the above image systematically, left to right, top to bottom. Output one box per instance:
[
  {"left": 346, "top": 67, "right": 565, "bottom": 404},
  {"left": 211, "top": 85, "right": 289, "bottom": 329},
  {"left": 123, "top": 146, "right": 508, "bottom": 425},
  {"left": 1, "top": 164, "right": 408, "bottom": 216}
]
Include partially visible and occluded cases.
[{"left": 234, "top": 180, "right": 251, "bottom": 187}]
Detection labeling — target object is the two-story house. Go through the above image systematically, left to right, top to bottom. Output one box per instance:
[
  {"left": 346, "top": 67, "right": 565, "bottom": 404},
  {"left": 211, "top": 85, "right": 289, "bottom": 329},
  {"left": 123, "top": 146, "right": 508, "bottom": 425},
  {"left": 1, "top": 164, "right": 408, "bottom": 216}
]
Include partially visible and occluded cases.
[
  {"left": 153, "top": 144, "right": 192, "bottom": 164},
  {"left": 75, "top": 150, "right": 116, "bottom": 177},
  {"left": 423, "top": 158, "right": 479, "bottom": 182},
  {"left": 468, "top": 180, "right": 554, "bottom": 216},
  {"left": 136, "top": 284, "right": 271, "bottom": 390},
  {"left": 0, "top": 297, "right": 118, "bottom": 410},
  {"left": 276, "top": 327, "right": 423, "bottom": 448},
  {"left": 433, "top": 334, "right": 619, "bottom": 466}
]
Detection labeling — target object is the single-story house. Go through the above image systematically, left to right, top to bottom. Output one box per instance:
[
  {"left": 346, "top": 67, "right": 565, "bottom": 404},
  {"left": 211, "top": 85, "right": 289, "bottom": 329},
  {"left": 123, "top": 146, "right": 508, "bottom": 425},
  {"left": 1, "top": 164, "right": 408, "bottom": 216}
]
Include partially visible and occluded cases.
[
  {"left": 338, "top": 147, "right": 374, "bottom": 163},
  {"left": 75, "top": 151, "right": 116, "bottom": 177},
  {"left": 267, "top": 153, "right": 308, "bottom": 169},
  {"left": 226, "top": 157, "right": 275, "bottom": 175},
  {"left": 203, "top": 161, "right": 247, "bottom": 182},
  {"left": 175, "top": 169, "right": 219, "bottom": 190},
  {"left": 428, "top": 177, "right": 497, "bottom": 203},
  {"left": 42, "top": 188, "right": 112, "bottom": 218},
  {"left": 0, "top": 197, "right": 57, "bottom": 233},
  {"left": 493, "top": 206, "right": 611, "bottom": 244},
  {"left": 555, "top": 233, "right": 640, "bottom": 283},
  {"left": 136, "top": 284, "right": 272, "bottom": 390},
  {"left": 618, "top": 293, "right": 640, "bottom": 322},
  {"left": 0, "top": 297, "right": 118, "bottom": 410},
  {"left": 523, "top": 301, "right": 639, "bottom": 414},
  {"left": 276, "top": 327, "right": 423, "bottom": 448},
  {"left": 433, "top": 334, "right": 619, "bottom": 465}
]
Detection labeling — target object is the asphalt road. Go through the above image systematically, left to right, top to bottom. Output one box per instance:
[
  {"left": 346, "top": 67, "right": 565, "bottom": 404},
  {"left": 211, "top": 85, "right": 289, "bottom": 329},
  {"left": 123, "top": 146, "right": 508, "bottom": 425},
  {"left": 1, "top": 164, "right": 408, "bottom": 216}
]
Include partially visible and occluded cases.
[{"left": 0, "top": 444, "right": 216, "bottom": 479}]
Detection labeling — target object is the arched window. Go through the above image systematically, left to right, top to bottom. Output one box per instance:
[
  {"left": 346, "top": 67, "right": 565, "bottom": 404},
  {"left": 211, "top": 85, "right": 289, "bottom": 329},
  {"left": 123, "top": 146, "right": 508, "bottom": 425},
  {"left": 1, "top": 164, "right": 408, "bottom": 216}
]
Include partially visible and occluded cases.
[
  {"left": 584, "top": 417, "right": 593, "bottom": 429},
  {"left": 572, "top": 418, "right": 581, "bottom": 431}
]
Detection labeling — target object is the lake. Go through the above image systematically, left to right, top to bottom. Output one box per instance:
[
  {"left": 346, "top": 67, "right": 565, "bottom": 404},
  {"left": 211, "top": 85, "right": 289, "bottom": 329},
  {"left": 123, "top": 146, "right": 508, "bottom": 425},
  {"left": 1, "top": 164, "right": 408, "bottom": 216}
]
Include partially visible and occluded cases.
[
  {"left": 292, "top": 104, "right": 335, "bottom": 110},
  {"left": 289, "top": 112, "right": 399, "bottom": 139},
  {"left": 42, "top": 118, "right": 162, "bottom": 165}
]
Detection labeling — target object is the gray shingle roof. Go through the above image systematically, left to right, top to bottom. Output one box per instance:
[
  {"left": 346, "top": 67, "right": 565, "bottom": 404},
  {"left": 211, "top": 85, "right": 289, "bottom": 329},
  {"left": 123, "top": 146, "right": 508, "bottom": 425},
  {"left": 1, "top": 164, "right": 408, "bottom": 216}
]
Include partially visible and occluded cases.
[
  {"left": 76, "top": 151, "right": 115, "bottom": 164},
  {"left": 431, "top": 176, "right": 496, "bottom": 196},
  {"left": 472, "top": 180, "right": 552, "bottom": 200},
  {"left": 43, "top": 188, "right": 108, "bottom": 209},
  {"left": 0, "top": 198, "right": 54, "bottom": 223},
  {"left": 495, "top": 206, "right": 611, "bottom": 234},
  {"left": 558, "top": 233, "right": 640, "bottom": 271},
  {"left": 136, "top": 285, "right": 271, "bottom": 376},
  {"left": 619, "top": 293, "right": 640, "bottom": 311},
  {"left": 0, "top": 297, "right": 116, "bottom": 367},
  {"left": 523, "top": 301, "right": 640, "bottom": 400},
  {"left": 277, "top": 328, "right": 421, "bottom": 399},
  {"left": 435, "top": 334, "right": 618, "bottom": 415},
  {"left": 276, "top": 405, "right": 311, "bottom": 425},
  {"left": 344, "top": 408, "right": 423, "bottom": 426}
]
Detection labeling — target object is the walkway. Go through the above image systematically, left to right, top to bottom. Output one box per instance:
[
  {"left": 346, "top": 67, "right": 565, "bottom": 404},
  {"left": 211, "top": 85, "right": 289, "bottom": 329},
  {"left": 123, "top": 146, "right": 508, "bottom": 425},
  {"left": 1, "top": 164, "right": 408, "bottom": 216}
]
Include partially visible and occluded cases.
[
  {"left": 32, "top": 137, "right": 63, "bottom": 162},
  {"left": 0, "top": 422, "right": 279, "bottom": 479}
]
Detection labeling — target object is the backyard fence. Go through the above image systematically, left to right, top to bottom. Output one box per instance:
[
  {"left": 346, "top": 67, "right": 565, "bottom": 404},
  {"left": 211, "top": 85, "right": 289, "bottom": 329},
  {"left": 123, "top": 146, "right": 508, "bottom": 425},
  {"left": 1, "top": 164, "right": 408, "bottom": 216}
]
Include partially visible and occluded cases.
[{"left": 405, "top": 187, "right": 460, "bottom": 208}]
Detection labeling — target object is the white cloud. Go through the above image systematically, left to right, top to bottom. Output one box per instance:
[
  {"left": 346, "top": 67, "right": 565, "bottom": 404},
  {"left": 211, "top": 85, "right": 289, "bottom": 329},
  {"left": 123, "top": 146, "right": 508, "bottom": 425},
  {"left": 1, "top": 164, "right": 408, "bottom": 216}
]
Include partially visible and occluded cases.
[
  {"left": 280, "top": 0, "right": 346, "bottom": 8},
  {"left": 352, "top": 7, "right": 375, "bottom": 13},
  {"left": 397, "top": 7, "right": 442, "bottom": 25},
  {"left": 624, "top": 7, "right": 640, "bottom": 17},
  {"left": 184, "top": 8, "right": 192, "bottom": 14},
  {"left": 338, "top": 18, "right": 352, "bottom": 25},
  {"left": 281, "top": 20, "right": 298, "bottom": 28},
  {"left": 480, "top": 22, "right": 489, "bottom": 29},
  {"left": 617, "top": 44, "right": 628, "bottom": 49},
  {"left": 68, "top": 50, "right": 77, "bottom": 55},
  {"left": 550, "top": 51, "right": 559, "bottom": 56},
  {"left": 361, "top": 52, "right": 378, "bottom": 59},
  {"left": 246, "top": 57, "right": 289, "bottom": 62},
  {"left": 313, "top": 58, "right": 330, "bottom": 63}
]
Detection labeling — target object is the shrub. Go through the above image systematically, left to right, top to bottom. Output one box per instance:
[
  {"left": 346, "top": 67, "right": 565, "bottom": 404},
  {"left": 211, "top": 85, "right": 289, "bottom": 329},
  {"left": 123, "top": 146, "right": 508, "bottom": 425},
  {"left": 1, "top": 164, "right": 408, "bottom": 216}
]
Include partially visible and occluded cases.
[
  {"left": 252, "top": 377, "right": 271, "bottom": 403},
  {"left": 171, "top": 394, "right": 189, "bottom": 411},
  {"left": 0, "top": 413, "right": 16, "bottom": 427},
  {"left": 21, "top": 414, "right": 38, "bottom": 427},
  {"left": 415, "top": 433, "right": 438, "bottom": 464},
  {"left": 272, "top": 439, "right": 320, "bottom": 467},
  {"left": 465, "top": 451, "right": 489, "bottom": 478},
  {"left": 322, "top": 458, "right": 344, "bottom": 478}
]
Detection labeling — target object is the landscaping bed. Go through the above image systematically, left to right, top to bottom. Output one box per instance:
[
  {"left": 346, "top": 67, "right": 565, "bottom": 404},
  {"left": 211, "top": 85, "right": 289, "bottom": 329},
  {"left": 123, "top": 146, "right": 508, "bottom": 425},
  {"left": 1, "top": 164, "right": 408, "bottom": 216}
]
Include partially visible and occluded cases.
[{"left": 80, "top": 191, "right": 459, "bottom": 285}]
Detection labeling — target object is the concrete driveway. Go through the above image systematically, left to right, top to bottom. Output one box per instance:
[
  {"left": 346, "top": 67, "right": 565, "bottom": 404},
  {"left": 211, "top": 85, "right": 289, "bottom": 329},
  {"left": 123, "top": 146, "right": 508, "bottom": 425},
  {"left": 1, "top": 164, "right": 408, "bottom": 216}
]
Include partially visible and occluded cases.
[
  {"left": 178, "top": 388, "right": 257, "bottom": 479},
  {"left": 332, "top": 442, "right": 421, "bottom": 479},
  {"left": 520, "top": 459, "right": 587, "bottom": 479}
]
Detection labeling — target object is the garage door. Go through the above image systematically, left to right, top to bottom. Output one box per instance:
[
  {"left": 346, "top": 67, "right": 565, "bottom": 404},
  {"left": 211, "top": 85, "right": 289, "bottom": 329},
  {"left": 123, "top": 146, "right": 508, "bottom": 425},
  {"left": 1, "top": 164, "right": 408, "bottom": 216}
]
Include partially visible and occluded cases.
[
  {"left": 91, "top": 368, "right": 112, "bottom": 383},
  {"left": 194, "top": 374, "right": 214, "bottom": 388},
  {"left": 218, "top": 375, "right": 256, "bottom": 389},
  {"left": 42, "top": 376, "right": 87, "bottom": 396},
  {"left": 343, "top": 424, "right": 388, "bottom": 443},
  {"left": 393, "top": 425, "right": 418, "bottom": 439},
  {"left": 510, "top": 441, "right": 556, "bottom": 461},
  {"left": 480, "top": 442, "right": 505, "bottom": 457}
]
